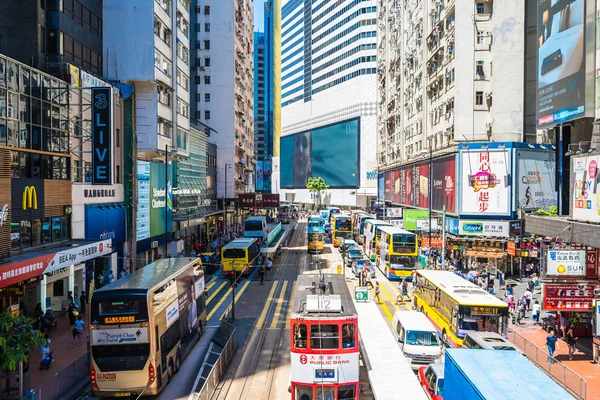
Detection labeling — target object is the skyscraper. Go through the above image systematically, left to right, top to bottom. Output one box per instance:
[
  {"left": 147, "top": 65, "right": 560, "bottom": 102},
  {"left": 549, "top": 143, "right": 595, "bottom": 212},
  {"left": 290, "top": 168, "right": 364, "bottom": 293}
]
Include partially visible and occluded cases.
[
  {"left": 276, "top": 0, "right": 378, "bottom": 208},
  {"left": 254, "top": 32, "right": 267, "bottom": 191}
]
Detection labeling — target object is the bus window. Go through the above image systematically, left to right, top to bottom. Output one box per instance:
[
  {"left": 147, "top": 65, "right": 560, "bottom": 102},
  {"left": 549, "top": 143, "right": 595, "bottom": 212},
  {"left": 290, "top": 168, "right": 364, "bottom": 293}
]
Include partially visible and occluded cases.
[
  {"left": 223, "top": 248, "right": 246, "bottom": 258},
  {"left": 294, "top": 324, "right": 307, "bottom": 349},
  {"left": 310, "top": 324, "right": 339, "bottom": 349},
  {"left": 342, "top": 324, "right": 355, "bottom": 348},
  {"left": 91, "top": 344, "right": 150, "bottom": 371},
  {"left": 295, "top": 385, "right": 312, "bottom": 400},
  {"left": 338, "top": 385, "right": 356, "bottom": 400},
  {"left": 315, "top": 386, "right": 335, "bottom": 400}
]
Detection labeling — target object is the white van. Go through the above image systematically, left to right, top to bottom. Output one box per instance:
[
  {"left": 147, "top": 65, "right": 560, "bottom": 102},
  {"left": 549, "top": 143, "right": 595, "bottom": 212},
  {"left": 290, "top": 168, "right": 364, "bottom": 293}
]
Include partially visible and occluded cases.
[{"left": 392, "top": 311, "right": 443, "bottom": 370}]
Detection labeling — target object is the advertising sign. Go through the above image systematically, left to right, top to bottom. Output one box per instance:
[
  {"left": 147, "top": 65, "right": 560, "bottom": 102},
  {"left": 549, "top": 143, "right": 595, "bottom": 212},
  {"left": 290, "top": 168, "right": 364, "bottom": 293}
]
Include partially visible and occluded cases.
[
  {"left": 537, "top": 0, "right": 588, "bottom": 127},
  {"left": 68, "top": 64, "right": 80, "bottom": 87},
  {"left": 80, "top": 70, "right": 111, "bottom": 94},
  {"left": 91, "top": 87, "right": 112, "bottom": 185},
  {"left": 459, "top": 149, "right": 510, "bottom": 216},
  {"left": 516, "top": 150, "right": 557, "bottom": 211},
  {"left": 432, "top": 155, "right": 456, "bottom": 213},
  {"left": 572, "top": 155, "right": 600, "bottom": 222},
  {"left": 256, "top": 160, "right": 264, "bottom": 192},
  {"left": 263, "top": 160, "right": 272, "bottom": 193},
  {"left": 136, "top": 161, "right": 151, "bottom": 241},
  {"left": 149, "top": 162, "right": 173, "bottom": 238},
  {"left": 417, "top": 163, "right": 429, "bottom": 208},
  {"left": 11, "top": 179, "right": 44, "bottom": 220},
  {"left": 238, "top": 194, "right": 255, "bottom": 208},
  {"left": 263, "top": 194, "right": 280, "bottom": 208},
  {"left": 85, "top": 204, "right": 126, "bottom": 244},
  {"left": 385, "top": 208, "right": 402, "bottom": 218},
  {"left": 403, "top": 209, "right": 429, "bottom": 231},
  {"left": 446, "top": 218, "right": 459, "bottom": 235},
  {"left": 459, "top": 220, "right": 510, "bottom": 237},
  {"left": 45, "top": 239, "right": 113, "bottom": 274},
  {"left": 507, "top": 241, "right": 517, "bottom": 256},
  {"left": 546, "top": 249, "right": 586, "bottom": 276},
  {"left": 586, "top": 249, "right": 598, "bottom": 278},
  {"left": 0, "top": 253, "right": 55, "bottom": 289},
  {"left": 543, "top": 284, "right": 596, "bottom": 311},
  {"left": 165, "top": 299, "right": 179, "bottom": 328},
  {"left": 92, "top": 327, "right": 149, "bottom": 345},
  {"left": 290, "top": 353, "right": 359, "bottom": 383}
]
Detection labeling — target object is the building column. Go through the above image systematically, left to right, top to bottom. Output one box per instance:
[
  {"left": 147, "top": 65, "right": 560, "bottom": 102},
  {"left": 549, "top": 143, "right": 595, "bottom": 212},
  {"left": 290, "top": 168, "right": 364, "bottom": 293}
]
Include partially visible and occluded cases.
[
  {"left": 68, "top": 264, "right": 75, "bottom": 297},
  {"left": 41, "top": 274, "right": 48, "bottom": 313}
]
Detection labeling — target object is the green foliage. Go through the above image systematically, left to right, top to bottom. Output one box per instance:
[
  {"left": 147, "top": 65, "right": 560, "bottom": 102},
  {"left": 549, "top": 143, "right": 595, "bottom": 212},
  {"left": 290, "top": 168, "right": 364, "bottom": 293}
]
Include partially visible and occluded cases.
[
  {"left": 306, "top": 177, "right": 329, "bottom": 195},
  {"left": 535, "top": 205, "right": 558, "bottom": 216},
  {"left": 0, "top": 311, "right": 45, "bottom": 371}
]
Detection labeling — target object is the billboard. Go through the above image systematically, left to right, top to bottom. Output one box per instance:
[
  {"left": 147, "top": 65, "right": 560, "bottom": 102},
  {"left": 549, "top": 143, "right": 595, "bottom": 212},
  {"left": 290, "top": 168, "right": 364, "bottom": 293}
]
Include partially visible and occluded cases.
[
  {"left": 537, "top": 0, "right": 591, "bottom": 127},
  {"left": 92, "top": 87, "right": 112, "bottom": 185},
  {"left": 280, "top": 118, "right": 359, "bottom": 188},
  {"left": 459, "top": 149, "right": 510, "bottom": 216},
  {"left": 516, "top": 150, "right": 557, "bottom": 211},
  {"left": 431, "top": 155, "right": 456, "bottom": 213},
  {"left": 572, "top": 155, "right": 600, "bottom": 222},
  {"left": 256, "top": 160, "right": 264, "bottom": 192},
  {"left": 263, "top": 160, "right": 272, "bottom": 193},
  {"left": 136, "top": 161, "right": 172, "bottom": 240},
  {"left": 416, "top": 163, "right": 429, "bottom": 208},
  {"left": 85, "top": 204, "right": 126, "bottom": 244},
  {"left": 403, "top": 209, "right": 429, "bottom": 231},
  {"left": 458, "top": 220, "right": 510, "bottom": 237},
  {"left": 546, "top": 249, "right": 586, "bottom": 276},
  {"left": 543, "top": 283, "right": 596, "bottom": 311}
]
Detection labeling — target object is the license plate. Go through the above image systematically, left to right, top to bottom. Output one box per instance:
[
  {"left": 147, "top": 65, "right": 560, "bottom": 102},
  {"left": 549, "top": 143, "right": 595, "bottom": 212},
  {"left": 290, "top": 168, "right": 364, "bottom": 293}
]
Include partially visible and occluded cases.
[{"left": 114, "top": 393, "right": 131, "bottom": 397}]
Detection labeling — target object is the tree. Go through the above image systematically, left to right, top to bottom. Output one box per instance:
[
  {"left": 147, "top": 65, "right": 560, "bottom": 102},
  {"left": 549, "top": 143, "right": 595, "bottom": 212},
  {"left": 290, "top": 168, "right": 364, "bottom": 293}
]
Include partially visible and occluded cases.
[
  {"left": 306, "top": 177, "right": 329, "bottom": 209},
  {"left": 0, "top": 311, "right": 45, "bottom": 371}
]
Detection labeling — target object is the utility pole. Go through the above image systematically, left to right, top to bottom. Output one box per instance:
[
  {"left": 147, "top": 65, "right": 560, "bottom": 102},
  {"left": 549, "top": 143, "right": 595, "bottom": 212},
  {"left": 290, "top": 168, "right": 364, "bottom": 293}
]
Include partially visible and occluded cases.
[
  {"left": 428, "top": 139, "right": 433, "bottom": 266},
  {"left": 441, "top": 205, "right": 446, "bottom": 270},
  {"left": 518, "top": 208, "right": 524, "bottom": 282}
]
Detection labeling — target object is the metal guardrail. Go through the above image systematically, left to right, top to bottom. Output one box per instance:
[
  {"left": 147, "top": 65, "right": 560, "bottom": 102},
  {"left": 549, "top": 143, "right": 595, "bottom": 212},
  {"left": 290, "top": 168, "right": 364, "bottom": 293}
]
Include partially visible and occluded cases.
[
  {"left": 190, "top": 320, "right": 237, "bottom": 400},
  {"left": 508, "top": 329, "right": 587, "bottom": 399},
  {"left": 23, "top": 352, "right": 90, "bottom": 400}
]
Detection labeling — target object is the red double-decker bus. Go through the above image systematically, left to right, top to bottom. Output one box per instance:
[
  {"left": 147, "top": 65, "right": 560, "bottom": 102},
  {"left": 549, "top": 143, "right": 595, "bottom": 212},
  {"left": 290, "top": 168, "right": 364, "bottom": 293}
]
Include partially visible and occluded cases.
[{"left": 290, "top": 274, "right": 359, "bottom": 400}]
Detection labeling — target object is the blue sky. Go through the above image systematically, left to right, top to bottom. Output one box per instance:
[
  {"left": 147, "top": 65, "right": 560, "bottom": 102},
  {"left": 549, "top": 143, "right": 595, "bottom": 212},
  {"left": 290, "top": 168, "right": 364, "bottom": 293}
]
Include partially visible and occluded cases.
[{"left": 254, "top": 0, "right": 265, "bottom": 32}]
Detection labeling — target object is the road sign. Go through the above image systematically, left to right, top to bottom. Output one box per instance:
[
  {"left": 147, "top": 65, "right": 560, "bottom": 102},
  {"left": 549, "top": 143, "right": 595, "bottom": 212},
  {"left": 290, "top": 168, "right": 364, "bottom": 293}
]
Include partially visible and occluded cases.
[{"left": 355, "top": 286, "right": 368, "bottom": 302}]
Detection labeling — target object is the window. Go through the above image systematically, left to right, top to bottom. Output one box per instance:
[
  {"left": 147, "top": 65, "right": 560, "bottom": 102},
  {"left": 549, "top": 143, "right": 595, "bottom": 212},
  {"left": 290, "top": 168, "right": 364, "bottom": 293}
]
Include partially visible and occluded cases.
[
  {"left": 476, "top": 3, "right": 485, "bottom": 14},
  {"left": 204, "top": 5, "right": 210, "bottom": 15},
  {"left": 204, "top": 23, "right": 210, "bottom": 32},
  {"left": 476, "top": 31, "right": 485, "bottom": 44},
  {"left": 204, "top": 40, "right": 210, "bottom": 50},
  {"left": 177, "top": 41, "right": 189, "bottom": 65},
  {"left": 204, "top": 57, "right": 211, "bottom": 67},
  {"left": 476, "top": 61, "right": 484, "bottom": 78},
  {"left": 177, "top": 68, "right": 189, "bottom": 90},
  {"left": 204, "top": 75, "right": 211, "bottom": 84},
  {"left": 157, "top": 85, "right": 172, "bottom": 107},
  {"left": 475, "top": 91, "right": 484, "bottom": 105},
  {"left": 204, "top": 93, "right": 210, "bottom": 102},
  {"left": 176, "top": 98, "right": 189, "bottom": 117},
  {"left": 204, "top": 110, "right": 210, "bottom": 120},
  {"left": 157, "top": 117, "right": 172, "bottom": 137},
  {"left": 116, "top": 128, "right": 120, "bottom": 148},
  {"left": 176, "top": 128, "right": 188, "bottom": 150},
  {"left": 116, "top": 165, "right": 121, "bottom": 184},
  {"left": 293, "top": 324, "right": 307, "bottom": 348},
  {"left": 310, "top": 324, "right": 339, "bottom": 349},
  {"left": 342, "top": 324, "right": 355, "bottom": 348},
  {"left": 338, "top": 386, "right": 357, "bottom": 400}
]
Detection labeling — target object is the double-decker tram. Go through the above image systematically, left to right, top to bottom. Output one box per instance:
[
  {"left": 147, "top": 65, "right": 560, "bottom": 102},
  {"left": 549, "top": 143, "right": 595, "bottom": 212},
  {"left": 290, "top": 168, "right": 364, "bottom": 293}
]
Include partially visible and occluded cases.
[
  {"left": 331, "top": 214, "right": 352, "bottom": 247},
  {"left": 307, "top": 216, "right": 325, "bottom": 253},
  {"left": 89, "top": 258, "right": 207, "bottom": 397},
  {"left": 290, "top": 274, "right": 359, "bottom": 400}
]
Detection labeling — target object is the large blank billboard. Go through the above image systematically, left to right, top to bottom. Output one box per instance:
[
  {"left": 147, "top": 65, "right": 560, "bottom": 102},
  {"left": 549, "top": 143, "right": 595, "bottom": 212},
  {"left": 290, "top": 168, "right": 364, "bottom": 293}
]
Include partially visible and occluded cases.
[{"left": 280, "top": 118, "right": 359, "bottom": 188}]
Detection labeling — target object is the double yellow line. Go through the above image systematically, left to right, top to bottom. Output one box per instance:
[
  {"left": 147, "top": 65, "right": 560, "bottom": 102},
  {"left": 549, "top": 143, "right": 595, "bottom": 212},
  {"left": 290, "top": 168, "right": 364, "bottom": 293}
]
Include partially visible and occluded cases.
[
  {"left": 256, "top": 279, "right": 294, "bottom": 329},
  {"left": 206, "top": 280, "right": 251, "bottom": 320},
  {"left": 369, "top": 281, "right": 412, "bottom": 323}
]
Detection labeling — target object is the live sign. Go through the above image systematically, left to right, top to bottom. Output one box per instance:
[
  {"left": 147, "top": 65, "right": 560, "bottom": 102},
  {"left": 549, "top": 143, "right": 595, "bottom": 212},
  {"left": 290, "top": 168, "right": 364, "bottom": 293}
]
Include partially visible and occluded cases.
[{"left": 355, "top": 286, "right": 368, "bottom": 301}]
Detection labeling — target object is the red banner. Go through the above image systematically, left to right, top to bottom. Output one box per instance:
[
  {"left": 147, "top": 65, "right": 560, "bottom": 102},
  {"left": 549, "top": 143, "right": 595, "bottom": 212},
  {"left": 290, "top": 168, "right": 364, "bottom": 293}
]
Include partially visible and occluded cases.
[
  {"left": 431, "top": 156, "right": 456, "bottom": 213},
  {"left": 417, "top": 163, "right": 429, "bottom": 208},
  {"left": 238, "top": 194, "right": 256, "bottom": 208},
  {"left": 262, "top": 194, "right": 280, "bottom": 208},
  {"left": 421, "top": 237, "right": 443, "bottom": 248},
  {"left": 507, "top": 241, "right": 517, "bottom": 256},
  {"left": 586, "top": 250, "right": 598, "bottom": 278},
  {"left": 0, "top": 254, "right": 55, "bottom": 289},
  {"left": 543, "top": 284, "right": 596, "bottom": 311}
]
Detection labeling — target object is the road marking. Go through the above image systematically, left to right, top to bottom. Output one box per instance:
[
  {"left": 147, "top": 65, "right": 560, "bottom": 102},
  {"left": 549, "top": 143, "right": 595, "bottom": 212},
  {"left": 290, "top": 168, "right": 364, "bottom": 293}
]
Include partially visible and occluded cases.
[
  {"left": 206, "top": 276, "right": 218, "bottom": 290},
  {"left": 221, "top": 280, "right": 251, "bottom": 319},
  {"left": 256, "top": 280, "right": 279, "bottom": 328},
  {"left": 206, "top": 281, "right": 227, "bottom": 304},
  {"left": 270, "top": 281, "right": 289, "bottom": 329},
  {"left": 284, "top": 281, "right": 297, "bottom": 329},
  {"left": 379, "top": 282, "right": 401, "bottom": 312},
  {"left": 373, "top": 284, "right": 394, "bottom": 322},
  {"left": 207, "top": 286, "right": 233, "bottom": 320}
]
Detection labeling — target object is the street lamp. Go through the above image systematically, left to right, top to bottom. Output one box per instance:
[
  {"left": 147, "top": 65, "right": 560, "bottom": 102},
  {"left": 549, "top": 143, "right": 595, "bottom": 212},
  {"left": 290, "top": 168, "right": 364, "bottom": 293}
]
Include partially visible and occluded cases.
[{"left": 165, "top": 145, "right": 178, "bottom": 258}]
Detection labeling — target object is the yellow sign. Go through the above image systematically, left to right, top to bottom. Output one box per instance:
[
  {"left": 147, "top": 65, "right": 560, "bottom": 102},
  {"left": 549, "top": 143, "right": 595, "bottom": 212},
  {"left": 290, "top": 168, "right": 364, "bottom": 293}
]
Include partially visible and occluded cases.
[
  {"left": 69, "top": 64, "right": 81, "bottom": 87},
  {"left": 22, "top": 186, "right": 37, "bottom": 210},
  {"left": 103, "top": 315, "right": 135, "bottom": 324}
]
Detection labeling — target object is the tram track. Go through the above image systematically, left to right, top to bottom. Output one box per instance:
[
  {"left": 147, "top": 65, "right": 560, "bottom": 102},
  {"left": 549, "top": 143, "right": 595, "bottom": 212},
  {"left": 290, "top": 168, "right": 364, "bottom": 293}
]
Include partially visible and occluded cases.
[{"left": 212, "top": 220, "right": 307, "bottom": 400}]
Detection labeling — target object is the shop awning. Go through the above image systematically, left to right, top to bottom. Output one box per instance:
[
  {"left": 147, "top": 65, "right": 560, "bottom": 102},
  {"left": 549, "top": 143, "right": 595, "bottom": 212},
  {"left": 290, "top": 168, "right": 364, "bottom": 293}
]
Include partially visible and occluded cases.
[{"left": 465, "top": 250, "right": 505, "bottom": 259}]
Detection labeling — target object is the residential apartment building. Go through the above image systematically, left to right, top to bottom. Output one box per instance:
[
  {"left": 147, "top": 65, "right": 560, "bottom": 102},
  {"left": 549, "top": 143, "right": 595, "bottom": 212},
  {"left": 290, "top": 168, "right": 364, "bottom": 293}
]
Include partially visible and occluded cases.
[
  {"left": 0, "top": 0, "right": 103, "bottom": 76},
  {"left": 104, "top": 0, "right": 192, "bottom": 260},
  {"left": 192, "top": 0, "right": 255, "bottom": 199},
  {"left": 277, "top": 0, "right": 378, "bottom": 208},
  {"left": 377, "top": 0, "right": 529, "bottom": 170},
  {"left": 254, "top": 32, "right": 267, "bottom": 175}
]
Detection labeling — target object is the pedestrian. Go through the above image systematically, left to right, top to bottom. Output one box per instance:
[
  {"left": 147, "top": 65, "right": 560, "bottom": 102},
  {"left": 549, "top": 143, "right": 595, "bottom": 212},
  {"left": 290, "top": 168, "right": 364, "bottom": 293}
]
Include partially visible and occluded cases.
[
  {"left": 266, "top": 257, "right": 273, "bottom": 275},
  {"left": 525, "top": 262, "right": 533, "bottom": 278},
  {"left": 259, "top": 264, "right": 265, "bottom": 285},
  {"left": 364, "top": 269, "right": 374, "bottom": 289},
  {"left": 108, "top": 271, "right": 115, "bottom": 284},
  {"left": 396, "top": 279, "right": 409, "bottom": 304},
  {"left": 527, "top": 279, "right": 535, "bottom": 293},
  {"left": 374, "top": 282, "right": 382, "bottom": 304},
  {"left": 506, "top": 286, "right": 514, "bottom": 297},
  {"left": 524, "top": 288, "right": 533, "bottom": 311},
  {"left": 67, "top": 291, "right": 74, "bottom": 305},
  {"left": 79, "top": 291, "right": 87, "bottom": 314},
  {"left": 532, "top": 300, "right": 541, "bottom": 324},
  {"left": 68, "top": 301, "right": 76, "bottom": 327},
  {"left": 516, "top": 302, "right": 524, "bottom": 325},
  {"left": 559, "top": 312, "right": 568, "bottom": 338},
  {"left": 73, "top": 315, "right": 85, "bottom": 346},
  {"left": 566, "top": 326, "right": 577, "bottom": 360},
  {"left": 546, "top": 330, "right": 559, "bottom": 363}
]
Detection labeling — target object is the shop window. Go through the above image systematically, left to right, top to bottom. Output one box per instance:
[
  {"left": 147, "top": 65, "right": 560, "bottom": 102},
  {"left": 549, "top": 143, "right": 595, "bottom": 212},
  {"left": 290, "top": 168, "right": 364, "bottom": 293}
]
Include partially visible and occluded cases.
[
  {"left": 52, "top": 217, "right": 62, "bottom": 241},
  {"left": 42, "top": 218, "right": 52, "bottom": 243},
  {"left": 32, "top": 219, "right": 42, "bottom": 246},
  {"left": 20, "top": 220, "right": 31, "bottom": 248},
  {"left": 11, "top": 223, "right": 20, "bottom": 250},
  {"left": 53, "top": 279, "right": 65, "bottom": 297},
  {"left": 293, "top": 324, "right": 307, "bottom": 348},
  {"left": 310, "top": 324, "right": 339, "bottom": 349},
  {"left": 342, "top": 324, "right": 355, "bottom": 348}
]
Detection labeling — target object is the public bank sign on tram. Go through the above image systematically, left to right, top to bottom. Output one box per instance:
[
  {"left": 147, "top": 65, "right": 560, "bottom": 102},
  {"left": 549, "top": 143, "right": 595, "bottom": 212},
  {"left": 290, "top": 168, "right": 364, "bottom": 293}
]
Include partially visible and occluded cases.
[{"left": 291, "top": 353, "right": 359, "bottom": 383}]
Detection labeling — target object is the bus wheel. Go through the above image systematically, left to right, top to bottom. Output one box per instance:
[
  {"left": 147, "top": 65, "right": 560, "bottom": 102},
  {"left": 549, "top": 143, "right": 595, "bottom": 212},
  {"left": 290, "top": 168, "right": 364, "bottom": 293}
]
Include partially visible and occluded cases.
[
  {"left": 420, "top": 306, "right": 424, "bottom": 313},
  {"left": 174, "top": 350, "right": 181, "bottom": 373},
  {"left": 167, "top": 359, "right": 174, "bottom": 382}
]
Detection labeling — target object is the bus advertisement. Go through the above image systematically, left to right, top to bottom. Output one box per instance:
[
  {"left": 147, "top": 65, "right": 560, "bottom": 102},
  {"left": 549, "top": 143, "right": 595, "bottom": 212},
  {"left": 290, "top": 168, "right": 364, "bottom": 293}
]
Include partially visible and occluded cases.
[
  {"left": 353, "top": 213, "right": 373, "bottom": 244},
  {"left": 331, "top": 214, "right": 352, "bottom": 247},
  {"left": 307, "top": 216, "right": 325, "bottom": 253},
  {"left": 363, "top": 219, "right": 392, "bottom": 261},
  {"left": 377, "top": 226, "right": 418, "bottom": 281},
  {"left": 90, "top": 258, "right": 207, "bottom": 398},
  {"left": 413, "top": 270, "right": 509, "bottom": 348}
]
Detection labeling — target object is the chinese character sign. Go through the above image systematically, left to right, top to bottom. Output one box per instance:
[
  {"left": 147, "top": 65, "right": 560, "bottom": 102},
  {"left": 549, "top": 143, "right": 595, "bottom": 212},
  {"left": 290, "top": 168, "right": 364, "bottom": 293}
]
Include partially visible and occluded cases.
[
  {"left": 459, "top": 149, "right": 510, "bottom": 216},
  {"left": 572, "top": 155, "right": 600, "bottom": 223},
  {"left": 545, "top": 250, "right": 586, "bottom": 276}
]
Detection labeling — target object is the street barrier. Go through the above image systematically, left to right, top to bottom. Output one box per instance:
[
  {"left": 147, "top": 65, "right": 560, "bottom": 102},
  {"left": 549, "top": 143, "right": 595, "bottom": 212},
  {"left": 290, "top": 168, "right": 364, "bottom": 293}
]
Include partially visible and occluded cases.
[
  {"left": 508, "top": 329, "right": 587, "bottom": 399},
  {"left": 24, "top": 351, "right": 89, "bottom": 400}
]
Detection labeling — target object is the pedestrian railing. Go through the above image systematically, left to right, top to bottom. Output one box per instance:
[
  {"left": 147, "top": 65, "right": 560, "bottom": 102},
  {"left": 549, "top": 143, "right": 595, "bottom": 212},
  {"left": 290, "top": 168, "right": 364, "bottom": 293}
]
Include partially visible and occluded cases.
[
  {"left": 508, "top": 329, "right": 587, "bottom": 399},
  {"left": 23, "top": 351, "right": 90, "bottom": 400}
]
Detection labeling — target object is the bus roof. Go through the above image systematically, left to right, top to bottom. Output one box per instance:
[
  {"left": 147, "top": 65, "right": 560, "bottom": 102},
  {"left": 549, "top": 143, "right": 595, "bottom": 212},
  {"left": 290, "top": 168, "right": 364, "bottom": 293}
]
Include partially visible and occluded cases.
[
  {"left": 332, "top": 214, "right": 351, "bottom": 220},
  {"left": 245, "top": 216, "right": 266, "bottom": 222},
  {"left": 308, "top": 216, "right": 325, "bottom": 222},
  {"left": 364, "top": 219, "right": 391, "bottom": 226},
  {"left": 378, "top": 226, "right": 415, "bottom": 235},
  {"left": 222, "top": 238, "right": 258, "bottom": 249},
  {"left": 95, "top": 258, "right": 200, "bottom": 292},
  {"left": 417, "top": 270, "right": 508, "bottom": 307},
  {"left": 291, "top": 274, "right": 357, "bottom": 318}
]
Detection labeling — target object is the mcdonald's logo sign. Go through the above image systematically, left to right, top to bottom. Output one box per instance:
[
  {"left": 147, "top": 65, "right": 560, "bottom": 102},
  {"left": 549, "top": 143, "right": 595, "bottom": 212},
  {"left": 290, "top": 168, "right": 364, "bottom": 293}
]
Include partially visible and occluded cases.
[{"left": 22, "top": 186, "right": 38, "bottom": 210}]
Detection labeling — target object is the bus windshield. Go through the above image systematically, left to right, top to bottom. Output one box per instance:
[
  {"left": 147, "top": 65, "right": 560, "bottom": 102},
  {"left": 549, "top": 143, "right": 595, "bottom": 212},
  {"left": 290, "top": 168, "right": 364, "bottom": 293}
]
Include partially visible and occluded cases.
[
  {"left": 335, "top": 219, "right": 352, "bottom": 231},
  {"left": 245, "top": 221, "right": 263, "bottom": 231},
  {"left": 308, "top": 233, "right": 323, "bottom": 241},
  {"left": 392, "top": 234, "right": 417, "bottom": 253},
  {"left": 223, "top": 248, "right": 246, "bottom": 258},
  {"left": 389, "top": 256, "right": 415, "bottom": 269},
  {"left": 91, "top": 294, "right": 149, "bottom": 324},
  {"left": 405, "top": 330, "right": 440, "bottom": 346}
]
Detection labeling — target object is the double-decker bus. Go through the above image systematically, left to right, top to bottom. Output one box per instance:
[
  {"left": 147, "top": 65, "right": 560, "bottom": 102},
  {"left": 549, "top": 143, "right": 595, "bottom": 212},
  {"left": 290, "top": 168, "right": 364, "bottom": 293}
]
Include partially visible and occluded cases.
[
  {"left": 353, "top": 213, "right": 373, "bottom": 244},
  {"left": 331, "top": 214, "right": 352, "bottom": 247},
  {"left": 307, "top": 216, "right": 325, "bottom": 253},
  {"left": 363, "top": 219, "right": 392, "bottom": 261},
  {"left": 377, "top": 226, "right": 418, "bottom": 281},
  {"left": 221, "top": 238, "right": 261, "bottom": 277},
  {"left": 89, "top": 258, "right": 207, "bottom": 398},
  {"left": 413, "top": 270, "right": 509, "bottom": 348},
  {"left": 290, "top": 274, "right": 359, "bottom": 400}
]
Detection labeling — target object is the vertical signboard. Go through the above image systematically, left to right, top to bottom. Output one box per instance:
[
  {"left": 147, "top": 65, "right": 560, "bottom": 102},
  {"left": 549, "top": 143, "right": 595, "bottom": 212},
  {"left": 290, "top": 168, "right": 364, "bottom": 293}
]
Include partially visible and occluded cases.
[
  {"left": 92, "top": 87, "right": 111, "bottom": 185},
  {"left": 459, "top": 149, "right": 510, "bottom": 216},
  {"left": 516, "top": 150, "right": 557, "bottom": 211},
  {"left": 572, "top": 155, "right": 600, "bottom": 222},
  {"left": 431, "top": 156, "right": 456, "bottom": 213},
  {"left": 256, "top": 160, "right": 264, "bottom": 192},
  {"left": 263, "top": 160, "right": 272, "bottom": 193},
  {"left": 136, "top": 162, "right": 151, "bottom": 241},
  {"left": 149, "top": 162, "right": 173, "bottom": 238},
  {"left": 417, "top": 163, "right": 429, "bottom": 208}
]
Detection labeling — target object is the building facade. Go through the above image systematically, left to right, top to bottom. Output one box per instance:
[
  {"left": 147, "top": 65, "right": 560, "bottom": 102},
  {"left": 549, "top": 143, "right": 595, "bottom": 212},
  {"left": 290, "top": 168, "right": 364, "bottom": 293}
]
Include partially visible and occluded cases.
[
  {"left": 0, "top": 0, "right": 103, "bottom": 76},
  {"left": 103, "top": 0, "right": 192, "bottom": 260},
  {"left": 192, "top": 0, "right": 255, "bottom": 199},
  {"left": 277, "top": 0, "right": 378, "bottom": 208},
  {"left": 254, "top": 32, "right": 267, "bottom": 191}
]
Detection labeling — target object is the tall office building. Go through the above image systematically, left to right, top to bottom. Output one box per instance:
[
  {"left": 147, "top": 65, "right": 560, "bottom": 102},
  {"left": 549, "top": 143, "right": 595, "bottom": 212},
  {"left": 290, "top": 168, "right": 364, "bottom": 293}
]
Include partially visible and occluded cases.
[
  {"left": 0, "top": 0, "right": 103, "bottom": 75},
  {"left": 103, "top": 0, "right": 192, "bottom": 260},
  {"left": 192, "top": 0, "right": 255, "bottom": 199},
  {"left": 277, "top": 0, "right": 378, "bottom": 208},
  {"left": 254, "top": 32, "right": 267, "bottom": 190}
]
